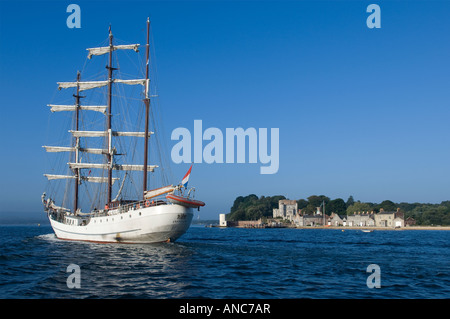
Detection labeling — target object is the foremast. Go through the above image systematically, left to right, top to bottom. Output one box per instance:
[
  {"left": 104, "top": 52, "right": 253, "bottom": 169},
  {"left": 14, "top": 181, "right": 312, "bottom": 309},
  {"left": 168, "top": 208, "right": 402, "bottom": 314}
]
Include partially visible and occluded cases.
[{"left": 43, "top": 20, "right": 157, "bottom": 214}]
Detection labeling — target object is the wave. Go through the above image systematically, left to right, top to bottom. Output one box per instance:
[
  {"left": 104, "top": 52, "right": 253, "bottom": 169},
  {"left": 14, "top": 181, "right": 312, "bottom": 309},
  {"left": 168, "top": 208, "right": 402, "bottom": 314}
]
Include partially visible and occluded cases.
[{"left": 36, "top": 233, "right": 59, "bottom": 242}]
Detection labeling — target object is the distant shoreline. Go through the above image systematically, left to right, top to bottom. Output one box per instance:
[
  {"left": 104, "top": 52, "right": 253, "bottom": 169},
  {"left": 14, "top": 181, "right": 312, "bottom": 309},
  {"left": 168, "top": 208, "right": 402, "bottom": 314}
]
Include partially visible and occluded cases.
[
  {"left": 1, "top": 221, "right": 449, "bottom": 231},
  {"left": 228, "top": 225, "right": 450, "bottom": 231},
  {"left": 296, "top": 226, "right": 450, "bottom": 231},
  {"left": 296, "top": 226, "right": 449, "bottom": 231}
]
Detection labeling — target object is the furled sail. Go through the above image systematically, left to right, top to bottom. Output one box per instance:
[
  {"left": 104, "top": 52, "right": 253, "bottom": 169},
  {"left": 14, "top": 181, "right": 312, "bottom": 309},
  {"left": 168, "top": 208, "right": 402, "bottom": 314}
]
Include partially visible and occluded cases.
[
  {"left": 87, "top": 44, "right": 140, "bottom": 59},
  {"left": 57, "top": 79, "right": 146, "bottom": 91},
  {"left": 114, "top": 79, "right": 146, "bottom": 86},
  {"left": 58, "top": 80, "right": 108, "bottom": 91},
  {"left": 48, "top": 104, "right": 107, "bottom": 114},
  {"left": 69, "top": 130, "right": 154, "bottom": 138},
  {"left": 69, "top": 130, "right": 107, "bottom": 138},
  {"left": 114, "top": 131, "right": 154, "bottom": 137},
  {"left": 43, "top": 146, "right": 109, "bottom": 155},
  {"left": 43, "top": 146, "right": 75, "bottom": 153},
  {"left": 79, "top": 147, "right": 110, "bottom": 155},
  {"left": 68, "top": 162, "right": 158, "bottom": 172},
  {"left": 116, "top": 164, "right": 157, "bottom": 172},
  {"left": 44, "top": 174, "right": 119, "bottom": 184},
  {"left": 44, "top": 174, "right": 76, "bottom": 180},
  {"left": 81, "top": 176, "right": 119, "bottom": 184}
]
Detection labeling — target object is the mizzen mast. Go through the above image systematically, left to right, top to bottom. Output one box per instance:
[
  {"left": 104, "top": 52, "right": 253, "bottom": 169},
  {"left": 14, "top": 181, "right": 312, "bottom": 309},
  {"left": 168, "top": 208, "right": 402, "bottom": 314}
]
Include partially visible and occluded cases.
[{"left": 143, "top": 17, "right": 151, "bottom": 199}]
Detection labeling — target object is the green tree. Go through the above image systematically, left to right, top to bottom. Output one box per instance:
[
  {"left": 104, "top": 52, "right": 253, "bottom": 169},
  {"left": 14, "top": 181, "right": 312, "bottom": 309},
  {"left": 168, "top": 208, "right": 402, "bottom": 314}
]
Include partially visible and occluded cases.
[
  {"left": 227, "top": 194, "right": 286, "bottom": 221},
  {"left": 307, "top": 195, "right": 330, "bottom": 209},
  {"left": 346, "top": 195, "right": 355, "bottom": 208},
  {"left": 327, "top": 198, "right": 347, "bottom": 214},
  {"left": 296, "top": 199, "right": 308, "bottom": 210},
  {"left": 377, "top": 200, "right": 397, "bottom": 212},
  {"left": 346, "top": 202, "right": 372, "bottom": 215},
  {"left": 229, "top": 208, "right": 246, "bottom": 221}
]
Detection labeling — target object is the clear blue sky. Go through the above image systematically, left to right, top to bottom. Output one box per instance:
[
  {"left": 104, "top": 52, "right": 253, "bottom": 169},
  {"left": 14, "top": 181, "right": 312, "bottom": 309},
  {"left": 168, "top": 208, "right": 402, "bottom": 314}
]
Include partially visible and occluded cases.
[{"left": 1, "top": 0, "right": 450, "bottom": 220}]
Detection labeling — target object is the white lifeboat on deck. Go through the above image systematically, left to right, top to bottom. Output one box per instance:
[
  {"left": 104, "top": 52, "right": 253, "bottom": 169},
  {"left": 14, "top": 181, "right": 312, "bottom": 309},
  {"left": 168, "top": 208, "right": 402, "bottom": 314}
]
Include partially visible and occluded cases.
[{"left": 166, "top": 193, "right": 205, "bottom": 208}]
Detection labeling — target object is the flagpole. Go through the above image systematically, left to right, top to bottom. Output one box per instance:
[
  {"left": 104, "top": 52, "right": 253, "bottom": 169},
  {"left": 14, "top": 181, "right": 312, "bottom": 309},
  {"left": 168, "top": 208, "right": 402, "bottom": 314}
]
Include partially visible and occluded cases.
[{"left": 181, "top": 164, "right": 193, "bottom": 189}]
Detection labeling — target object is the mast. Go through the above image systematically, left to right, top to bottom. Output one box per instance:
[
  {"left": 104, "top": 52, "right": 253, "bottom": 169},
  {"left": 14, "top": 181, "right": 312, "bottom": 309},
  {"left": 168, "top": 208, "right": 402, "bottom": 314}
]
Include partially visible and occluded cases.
[
  {"left": 143, "top": 18, "right": 150, "bottom": 199},
  {"left": 44, "top": 22, "right": 157, "bottom": 208},
  {"left": 106, "top": 25, "right": 115, "bottom": 205},
  {"left": 73, "top": 71, "right": 83, "bottom": 213},
  {"left": 323, "top": 200, "right": 326, "bottom": 226}
]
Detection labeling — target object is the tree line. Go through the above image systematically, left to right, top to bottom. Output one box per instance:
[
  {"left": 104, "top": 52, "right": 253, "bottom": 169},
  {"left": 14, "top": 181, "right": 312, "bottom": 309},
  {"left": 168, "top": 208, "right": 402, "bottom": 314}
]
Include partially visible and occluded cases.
[{"left": 226, "top": 194, "right": 450, "bottom": 226}]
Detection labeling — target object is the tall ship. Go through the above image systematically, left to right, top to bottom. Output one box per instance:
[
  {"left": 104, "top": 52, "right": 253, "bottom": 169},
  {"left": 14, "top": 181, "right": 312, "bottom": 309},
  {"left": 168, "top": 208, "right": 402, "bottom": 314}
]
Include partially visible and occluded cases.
[{"left": 41, "top": 19, "right": 204, "bottom": 243}]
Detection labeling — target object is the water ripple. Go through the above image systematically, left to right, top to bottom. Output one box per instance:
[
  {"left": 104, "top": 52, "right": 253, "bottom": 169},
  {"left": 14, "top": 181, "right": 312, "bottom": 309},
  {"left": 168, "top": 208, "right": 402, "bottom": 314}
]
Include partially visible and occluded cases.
[{"left": 0, "top": 226, "right": 449, "bottom": 298}]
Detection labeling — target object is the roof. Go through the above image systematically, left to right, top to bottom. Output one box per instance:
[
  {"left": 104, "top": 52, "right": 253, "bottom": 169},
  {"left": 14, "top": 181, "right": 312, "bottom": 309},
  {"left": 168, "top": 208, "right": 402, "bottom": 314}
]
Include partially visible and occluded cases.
[
  {"left": 279, "top": 199, "right": 297, "bottom": 205},
  {"left": 377, "top": 211, "right": 396, "bottom": 215}
]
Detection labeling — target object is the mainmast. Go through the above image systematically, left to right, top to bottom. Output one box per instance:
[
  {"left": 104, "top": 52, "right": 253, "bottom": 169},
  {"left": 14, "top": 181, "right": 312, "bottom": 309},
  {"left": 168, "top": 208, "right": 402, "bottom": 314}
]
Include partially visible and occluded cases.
[
  {"left": 143, "top": 18, "right": 151, "bottom": 199},
  {"left": 106, "top": 25, "right": 115, "bottom": 205},
  {"left": 73, "top": 71, "right": 83, "bottom": 213}
]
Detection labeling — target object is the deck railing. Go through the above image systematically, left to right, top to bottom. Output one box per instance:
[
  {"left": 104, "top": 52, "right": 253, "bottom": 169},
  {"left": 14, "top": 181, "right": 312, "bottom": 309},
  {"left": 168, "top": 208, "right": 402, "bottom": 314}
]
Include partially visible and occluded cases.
[{"left": 49, "top": 196, "right": 170, "bottom": 225}]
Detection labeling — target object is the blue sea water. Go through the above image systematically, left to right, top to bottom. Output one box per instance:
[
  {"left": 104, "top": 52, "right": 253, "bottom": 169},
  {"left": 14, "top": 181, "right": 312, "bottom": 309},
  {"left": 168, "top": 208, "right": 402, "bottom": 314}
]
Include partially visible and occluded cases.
[{"left": 0, "top": 225, "right": 449, "bottom": 299}]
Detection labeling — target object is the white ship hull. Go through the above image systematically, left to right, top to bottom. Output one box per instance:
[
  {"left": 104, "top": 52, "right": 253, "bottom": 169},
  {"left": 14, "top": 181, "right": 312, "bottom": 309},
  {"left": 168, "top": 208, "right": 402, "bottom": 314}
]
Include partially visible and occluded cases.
[{"left": 48, "top": 203, "right": 193, "bottom": 244}]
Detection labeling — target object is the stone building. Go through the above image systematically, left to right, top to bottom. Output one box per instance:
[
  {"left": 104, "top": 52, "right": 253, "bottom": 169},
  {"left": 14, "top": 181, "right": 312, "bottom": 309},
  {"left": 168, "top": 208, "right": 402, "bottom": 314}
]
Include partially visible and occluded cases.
[
  {"left": 272, "top": 199, "right": 406, "bottom": 228},
  {"left": 273, "top": 199, "right": 298, "bottom": 221},
  {"left": 374, "top": 209, "right": 404, "bottom": 228},
  {"left": 329, "top": 210, "right": 404, "bottom": 228},
  {"left": 374, "top": 211, "right": 395, "bottom": 227},
  {"left": 347, "top": 212, "right": 375, "bottom": 227},
  {"left": 330, "top": 213, "right": 345, "bottom": 226},
  {"left": 297, "top": 214, "right": 326, "bottom": 226},
  {"left": 405, "top": 217, "right": 416, "bottom": 227}
]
